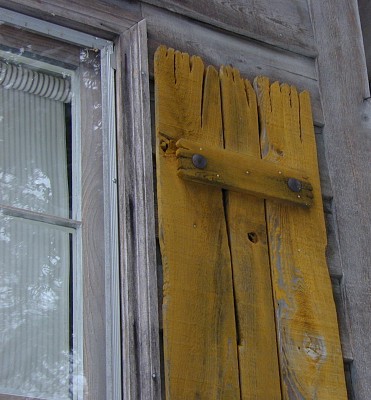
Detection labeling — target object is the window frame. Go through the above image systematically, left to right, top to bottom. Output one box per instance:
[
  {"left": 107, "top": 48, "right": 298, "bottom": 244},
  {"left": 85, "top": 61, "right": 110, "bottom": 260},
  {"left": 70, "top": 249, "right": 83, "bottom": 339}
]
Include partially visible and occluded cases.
[
  {"left": 0, "top": 7, "right": 162, "bottom": 400},
  {"left": 115, "top": 22, "right": 161, "bottom": 400}
]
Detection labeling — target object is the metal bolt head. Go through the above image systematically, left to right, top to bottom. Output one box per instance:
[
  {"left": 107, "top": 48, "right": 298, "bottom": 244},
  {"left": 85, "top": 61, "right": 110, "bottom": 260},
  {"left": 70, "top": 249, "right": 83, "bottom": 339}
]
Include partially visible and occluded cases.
[
  {"left": 192, "top": 153, "right": 207, "bottom": 169},
  {"left": 287, "top": 178, "right": 302, "bottom": 193}
]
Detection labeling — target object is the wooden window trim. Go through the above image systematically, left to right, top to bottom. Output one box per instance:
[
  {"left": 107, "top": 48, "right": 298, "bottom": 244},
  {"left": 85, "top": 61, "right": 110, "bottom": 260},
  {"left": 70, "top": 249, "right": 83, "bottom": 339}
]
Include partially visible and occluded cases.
[
  {"left": 0, "top": 0, "right": 141, "bottom": 40},
  {"left": 115, "top": 21, "right": 162, "bottom": 400}
]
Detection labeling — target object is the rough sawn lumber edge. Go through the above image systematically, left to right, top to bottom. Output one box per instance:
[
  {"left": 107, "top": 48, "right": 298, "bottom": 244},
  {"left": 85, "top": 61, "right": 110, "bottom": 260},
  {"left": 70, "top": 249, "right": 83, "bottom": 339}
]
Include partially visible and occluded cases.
[
  {"left": 117, "top": 21, "right": 162, "bottom": 400},
  {"left": 155, "top": 45, "right": 241, "bottom": 399},
  {"left": 220, "top": 65, "right": 282, "bottom": 399},
  {"left": 254, "top": 76, "right": 347, "bottom": 399},
  {"left": 175, "top": 138, "right": 314, "bottom": 207}
]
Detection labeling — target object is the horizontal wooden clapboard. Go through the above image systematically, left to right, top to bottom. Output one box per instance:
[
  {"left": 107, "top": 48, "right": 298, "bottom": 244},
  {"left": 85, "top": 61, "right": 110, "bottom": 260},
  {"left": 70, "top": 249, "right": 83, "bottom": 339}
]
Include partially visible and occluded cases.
[
  {"left": 142, "top": 0, "right": 316, "bottom": 57},
  {"left": 144, "top": 4, "right": 324, "bottom": 126}
]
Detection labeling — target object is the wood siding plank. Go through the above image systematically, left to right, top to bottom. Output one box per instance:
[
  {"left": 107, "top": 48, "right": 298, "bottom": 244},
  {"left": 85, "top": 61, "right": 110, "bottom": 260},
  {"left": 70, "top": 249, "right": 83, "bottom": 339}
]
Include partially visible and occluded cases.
[
  {"left": 141, "top": 0, "right": 316, "bottom": 57},
  {"left": 309, "top": 1, "right": 371, "bottom": 398},
  {"left": 143, "top": 3, "right": 324, "bottom": 126},
  {"left": 155, "top": 46, "right": 240, "bottom": 399},
  {"left": 220, "top": 66, "right": 281, "bottom": 399},
  {"left": 254, "top": 77, "right": 347, "bottom": 399}
]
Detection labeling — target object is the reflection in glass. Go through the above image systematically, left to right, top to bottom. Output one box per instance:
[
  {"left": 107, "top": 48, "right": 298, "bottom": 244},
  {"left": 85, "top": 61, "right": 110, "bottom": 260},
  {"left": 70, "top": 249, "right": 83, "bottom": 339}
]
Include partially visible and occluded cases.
[
  {"left": 0, "top": 60, "right": 78, "bottom": 398},
  {"left": 0, "top": 75, "right": 70, "bottom": 218},
  {"left": 0, "top": 216, "right": 72, "bottom": 399}
]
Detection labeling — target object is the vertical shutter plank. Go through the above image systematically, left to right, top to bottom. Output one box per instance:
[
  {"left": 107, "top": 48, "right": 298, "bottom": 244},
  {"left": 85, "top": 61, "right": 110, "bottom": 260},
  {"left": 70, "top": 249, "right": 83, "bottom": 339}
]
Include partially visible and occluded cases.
[
  {"left": 155, "top": 46, "right": 240, "bottom": 399},
  {"left": 220, "top": 66, "right": 282, "bottom": 399},
  {"left": 254, "top": 76, "right": 347, "bottom": 399}
]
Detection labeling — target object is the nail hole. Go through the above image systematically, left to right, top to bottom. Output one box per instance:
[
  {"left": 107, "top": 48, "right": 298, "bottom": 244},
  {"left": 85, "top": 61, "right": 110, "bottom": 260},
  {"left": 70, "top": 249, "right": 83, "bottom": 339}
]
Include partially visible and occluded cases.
[{"left": 247, "top": 232, "right": 258, "bottom": 243}]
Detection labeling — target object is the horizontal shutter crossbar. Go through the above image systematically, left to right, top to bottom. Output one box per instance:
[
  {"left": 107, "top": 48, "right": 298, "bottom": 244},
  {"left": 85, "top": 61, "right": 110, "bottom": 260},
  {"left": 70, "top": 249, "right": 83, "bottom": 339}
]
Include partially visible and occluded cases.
[{"left": 173, "top": 137, "right": 313, "bottom": 207}]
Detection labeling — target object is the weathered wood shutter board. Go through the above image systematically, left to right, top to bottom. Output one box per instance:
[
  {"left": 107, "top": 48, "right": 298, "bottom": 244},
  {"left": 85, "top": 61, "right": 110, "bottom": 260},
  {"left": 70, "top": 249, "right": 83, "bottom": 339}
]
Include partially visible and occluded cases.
[
  {"left": 155, "top": 46, "right": 347, "bottom": 399},
  {"left": 155, "top": 46, "right": 240, "bottom": 398},
  {"left": 219, "top": 66, "right": 281, "bottom": 399},
  {"left": 254, "top": 77, "right": 347, "bottom": 398},
  {"left": 176, "top": 139, "right": 313, "bottom": 207}
]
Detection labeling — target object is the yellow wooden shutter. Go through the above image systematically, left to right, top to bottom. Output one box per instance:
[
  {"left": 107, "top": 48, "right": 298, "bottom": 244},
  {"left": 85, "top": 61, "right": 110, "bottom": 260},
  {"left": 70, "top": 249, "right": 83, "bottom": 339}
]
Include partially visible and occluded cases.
[{"left": 155, "top": 46, "right": 347, "bottom": 399}]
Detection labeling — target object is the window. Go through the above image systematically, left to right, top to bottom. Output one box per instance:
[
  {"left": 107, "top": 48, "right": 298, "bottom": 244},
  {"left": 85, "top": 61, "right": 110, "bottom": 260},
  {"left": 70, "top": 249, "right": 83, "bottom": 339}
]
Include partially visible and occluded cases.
[
  {"left": 0, "top": 10, "right": 120, "bottom": 399},
  {"left": 0, "top": 57, "right": 75, "bottom": 399}
]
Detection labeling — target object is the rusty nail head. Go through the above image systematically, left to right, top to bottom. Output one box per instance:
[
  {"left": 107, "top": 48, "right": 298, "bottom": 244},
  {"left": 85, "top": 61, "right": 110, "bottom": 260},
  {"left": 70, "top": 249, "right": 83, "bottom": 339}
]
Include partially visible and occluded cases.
[
  {"left": 192, "top": 154, "right": 207, "bottom": 169},
  {"left": 287, "top": 178, "right": 302, "bottom": 193}
]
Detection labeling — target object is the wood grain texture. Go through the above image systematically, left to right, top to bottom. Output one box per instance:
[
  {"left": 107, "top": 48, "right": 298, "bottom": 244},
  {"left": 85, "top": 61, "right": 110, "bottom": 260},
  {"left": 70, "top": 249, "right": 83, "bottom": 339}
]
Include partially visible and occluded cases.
[
  {"left": 0, "top": 0, "right": 141, "bottom": 39},
  {"left": 141, "top": 0, "right": 316, "bottom": 57},
  {"left": 309, "top": 1, "right": 371, "bottom": 398},
  {"left": 143, "top": 3, "right": 324, "bottom": 126},
  {"left": 116, "top": 21, "right": 162, "bottom": 400},
  {"left": 0, "top": 24, "right": 81, "bottom": 69},
  {"left": 155, "top": 46, "right": 240, "bottom": 399},
  {"left": 80, "top": 49, "right": 107, "bottom": 400},
  {"left": 220, "top": 66, "right": 281, "bottom": 399},
  {"left": 254, "top": 76, "right": 347, "bottom": 399},
  {"left": 314, "top": 132, "right": 333, "bottom": 200},
  {"left": 317, "top": 134, "right": 355, "bottom": 364},
  {"left": 176, "top": 138, "right": 314, "bottom": 207},
  {"left": 323, "top": 198, "right": 354, "bottom": 363},
  {"left": 324, "top": 205, "right": 343, "bottom": 280},
  {"left": 331, "top": 278, "right": 353, "bottom": 363}
]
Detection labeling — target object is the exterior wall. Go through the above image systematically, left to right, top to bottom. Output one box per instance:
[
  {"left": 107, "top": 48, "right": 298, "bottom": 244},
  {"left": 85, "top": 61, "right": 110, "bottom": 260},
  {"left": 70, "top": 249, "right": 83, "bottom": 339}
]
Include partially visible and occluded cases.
[
  {"left": 0, "top": 0, "right": 370, "bottom": 399},
  {"left": 144, "top": 1, "right": 370, "bottom": 398}
]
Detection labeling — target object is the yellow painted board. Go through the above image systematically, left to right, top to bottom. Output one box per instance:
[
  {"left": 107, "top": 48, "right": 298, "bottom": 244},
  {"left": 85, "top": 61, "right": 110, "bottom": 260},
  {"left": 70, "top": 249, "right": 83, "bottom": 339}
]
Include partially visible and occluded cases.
[
  {"left": 155, "top": 46, "right": 240, "bottom": 399},
  {"left": 220, "top": 66, "right": 282, "bottom": 399},
  {"left": 254, "top": 76, "right": 347, "bottom": 399},
  {"left": 175, "top": 138, "right": 313, "bottom": 207}
]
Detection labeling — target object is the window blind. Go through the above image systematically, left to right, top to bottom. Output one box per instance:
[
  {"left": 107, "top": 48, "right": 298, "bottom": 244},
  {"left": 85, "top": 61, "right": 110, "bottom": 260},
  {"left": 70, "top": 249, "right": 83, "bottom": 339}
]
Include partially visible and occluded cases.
[
  {"left": 0, "top": 60, "right": 71, "bottom": 399},
  {"left": 0, "top": 60, "right": 71, "bottom": 103}
]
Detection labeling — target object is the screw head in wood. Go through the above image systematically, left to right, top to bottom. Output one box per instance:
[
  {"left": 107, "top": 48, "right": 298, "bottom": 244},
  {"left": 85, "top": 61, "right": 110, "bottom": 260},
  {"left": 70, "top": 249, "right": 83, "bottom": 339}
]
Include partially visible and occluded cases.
[
  {"left": 192, "top": 153, "right": 207, "bottom": 169},
  {"left": 287, "top": 178, "right": 302, "bottom": 193}
]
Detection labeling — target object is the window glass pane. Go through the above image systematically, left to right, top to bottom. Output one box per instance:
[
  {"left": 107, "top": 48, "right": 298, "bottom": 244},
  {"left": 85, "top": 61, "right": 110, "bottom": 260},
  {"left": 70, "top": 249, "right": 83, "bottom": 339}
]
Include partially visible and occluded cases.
[
  {"left": 0, "top": 49, "right": 81, "bottom": 399},
  {"left": 0, "top": 64, "right": 71, "bottom": 218},
  {"left": 0, "top": 215, "right": 77, "bottom": 399}
]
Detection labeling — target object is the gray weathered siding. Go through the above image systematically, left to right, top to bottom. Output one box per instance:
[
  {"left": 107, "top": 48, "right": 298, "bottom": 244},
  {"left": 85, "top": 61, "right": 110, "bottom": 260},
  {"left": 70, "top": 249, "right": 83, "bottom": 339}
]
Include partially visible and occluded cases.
[{"left": 141, "top": 0, "right": 316, "bottom": 56}]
